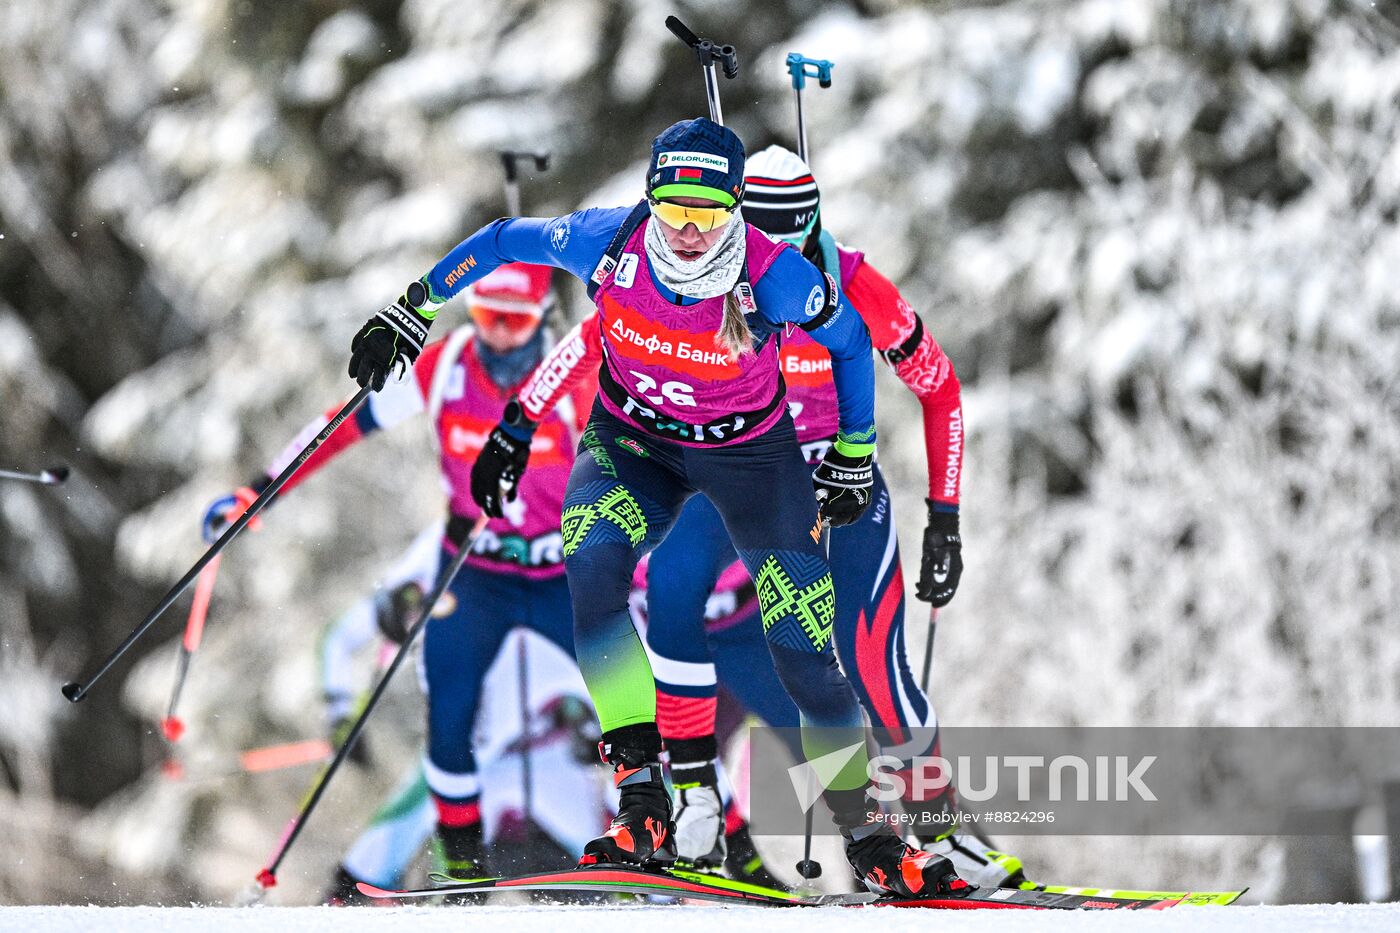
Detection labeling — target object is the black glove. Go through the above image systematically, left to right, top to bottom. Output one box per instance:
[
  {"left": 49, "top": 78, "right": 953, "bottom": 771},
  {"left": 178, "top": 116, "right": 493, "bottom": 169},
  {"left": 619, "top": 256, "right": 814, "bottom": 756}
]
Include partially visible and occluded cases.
[
  {"left": 348, "top": 279, "right": 437, "bottom": 391},
  {"left": 470, "top": 399, "right": 535, "bottom": 518},
  {"left": 812, "top": 446, "right": 874, "bottom": 528},
  {"left": 916, "top": 505, "right": 963, "bottom": 606},
  {"left": 373, "top": 581, "right": 425, "bottom": 645},
  {"left": 330, "top": 714, "right": 371, "bottom": 768}
]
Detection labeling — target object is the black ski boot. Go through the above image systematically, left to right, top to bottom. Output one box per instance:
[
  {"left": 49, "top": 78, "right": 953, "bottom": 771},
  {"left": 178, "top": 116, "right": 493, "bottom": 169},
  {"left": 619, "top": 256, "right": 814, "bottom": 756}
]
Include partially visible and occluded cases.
[
  {"left": 580, "top": 724, "right": 677, "bottom": 867},
  {"left": 906, "top": 790, "right": 1030, "bottom": 888},
  {"left": 840, "top": 812, "right": 972, "bottom": 899},
  {"left": 437, "top": 820, "right": 489, "bottom": 904},
  {"left": 438, "top": 820, "right": 488, "bottom": 877},
  {"left": 323, "top": 864, "right": 378, "bottom": 906}
]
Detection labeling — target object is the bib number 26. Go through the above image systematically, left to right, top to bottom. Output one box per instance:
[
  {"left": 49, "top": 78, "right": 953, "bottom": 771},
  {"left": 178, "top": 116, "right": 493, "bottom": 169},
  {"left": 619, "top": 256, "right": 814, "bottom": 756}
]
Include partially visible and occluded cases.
[{"left": 631, "top": 371, "right": 696, "bottom": 408}]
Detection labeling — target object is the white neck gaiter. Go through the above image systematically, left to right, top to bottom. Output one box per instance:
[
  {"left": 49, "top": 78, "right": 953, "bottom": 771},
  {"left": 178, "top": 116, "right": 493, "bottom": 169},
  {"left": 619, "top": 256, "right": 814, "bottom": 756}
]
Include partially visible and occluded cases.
[{"left": 643, "top": 210, "right": 747, "bottom": 299}]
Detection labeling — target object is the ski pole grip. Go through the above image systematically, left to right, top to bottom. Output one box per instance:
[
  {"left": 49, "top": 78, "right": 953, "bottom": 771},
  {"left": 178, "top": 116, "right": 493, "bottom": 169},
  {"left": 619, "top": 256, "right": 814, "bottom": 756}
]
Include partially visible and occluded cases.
[
  {"left": 666, "top": 15, "right": 700, "bottom": 48},
  {"left": 666, "top": 16, "right": 737, "bottom": 77},
  {"left": 717, "top": 44, "right": 739, "bottom": 79},
  {"left": 786, "top": 53, "right": 835, "bottom": 91},
  {"left": 499, "top": 150, "right": 552, "bottom": 182},
  {"left": 499, "top": 151, "right": 519, "bottom": 184}
]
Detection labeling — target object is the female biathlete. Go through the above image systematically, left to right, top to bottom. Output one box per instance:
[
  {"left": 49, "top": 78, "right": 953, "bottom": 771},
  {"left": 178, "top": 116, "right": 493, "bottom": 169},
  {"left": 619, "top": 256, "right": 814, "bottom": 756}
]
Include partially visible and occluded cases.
[
  {"left": 345, "top": 118, "right": 969, "bottom": 898},
  {"left": 502, "top": 145, "right": 1030, "bottom": 888},
  {"left": 206, "top": 263, "right": 593, "bottom": 878}
]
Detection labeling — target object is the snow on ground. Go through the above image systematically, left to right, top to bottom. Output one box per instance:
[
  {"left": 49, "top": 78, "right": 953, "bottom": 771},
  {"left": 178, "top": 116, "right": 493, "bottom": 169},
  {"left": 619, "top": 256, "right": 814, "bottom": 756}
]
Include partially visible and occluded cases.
[{"left": 0, "top": 903, "right": 1396, "bottom": 933}]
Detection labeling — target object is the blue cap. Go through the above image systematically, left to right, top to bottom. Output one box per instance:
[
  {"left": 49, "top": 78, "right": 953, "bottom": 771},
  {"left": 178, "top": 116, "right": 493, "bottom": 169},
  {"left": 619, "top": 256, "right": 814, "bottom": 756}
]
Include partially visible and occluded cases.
[{"left": 647, "top": 118, "right": 746, "bottom": 208}]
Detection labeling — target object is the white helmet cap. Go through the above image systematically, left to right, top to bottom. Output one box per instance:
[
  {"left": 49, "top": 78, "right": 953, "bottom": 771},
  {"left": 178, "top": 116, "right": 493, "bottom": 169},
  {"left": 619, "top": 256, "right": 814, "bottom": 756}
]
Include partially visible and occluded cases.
[{"left": 743, "top": 145, "right": 820, "bottom": 243}]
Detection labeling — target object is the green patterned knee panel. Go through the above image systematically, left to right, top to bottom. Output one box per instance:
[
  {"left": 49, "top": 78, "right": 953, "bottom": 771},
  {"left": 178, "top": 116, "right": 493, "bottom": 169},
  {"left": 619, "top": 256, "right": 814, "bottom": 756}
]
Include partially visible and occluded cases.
[
  {"left": 561, "top": 484, "right": 648, "bottom": 556},
  {"left": 746, "top": 550, "right": 835, "bottom": 652}
]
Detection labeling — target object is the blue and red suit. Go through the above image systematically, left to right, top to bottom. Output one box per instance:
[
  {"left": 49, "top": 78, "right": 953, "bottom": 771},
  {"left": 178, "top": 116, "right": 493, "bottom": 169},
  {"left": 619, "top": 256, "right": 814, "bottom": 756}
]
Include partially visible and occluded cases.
[{"left": 656, "top": 232, "right": 964, "bottom": 815}]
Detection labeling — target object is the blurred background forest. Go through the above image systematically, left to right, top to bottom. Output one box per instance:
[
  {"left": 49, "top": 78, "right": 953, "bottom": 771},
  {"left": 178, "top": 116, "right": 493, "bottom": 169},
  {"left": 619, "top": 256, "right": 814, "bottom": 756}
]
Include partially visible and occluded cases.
[{"left": 3, "top": 0, "right": 1400, "bottom": 907}]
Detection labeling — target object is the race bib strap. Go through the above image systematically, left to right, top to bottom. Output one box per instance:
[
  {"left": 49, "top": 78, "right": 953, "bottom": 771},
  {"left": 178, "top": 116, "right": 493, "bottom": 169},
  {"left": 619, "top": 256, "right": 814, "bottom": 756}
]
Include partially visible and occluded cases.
[{"left": 587, "top": 201, "right": 652, "bottom": 301}]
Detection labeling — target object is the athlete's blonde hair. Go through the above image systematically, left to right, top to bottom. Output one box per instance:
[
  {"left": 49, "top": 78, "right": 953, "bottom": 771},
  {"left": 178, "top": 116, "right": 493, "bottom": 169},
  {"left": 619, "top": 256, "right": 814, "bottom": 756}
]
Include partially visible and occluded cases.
[{"left": 716, "top": 292, "right": 754, "bottom": 361}]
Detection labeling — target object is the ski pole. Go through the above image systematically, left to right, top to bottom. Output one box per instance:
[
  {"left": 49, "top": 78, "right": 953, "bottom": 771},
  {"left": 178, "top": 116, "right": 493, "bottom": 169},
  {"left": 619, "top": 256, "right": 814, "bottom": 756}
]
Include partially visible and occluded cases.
[
  {"left": 665, "top": 16, "right": 739, "bottom": 126},
  {"left": 785, "top": 53, "right": 834, "bottom": 165},
  {"left": 495, "top": 148, "right": 549, "bottom": 829},
  {"left": 498, "top": 150, "right": 550, "bottom": 217},
  {"left": 61, "top": 385, "right": 372, "bottom": 704},
  {"left": 0, "top": 464, "right": 69, "bottom": 486},
  {"left": 254, "top": 513, "right": 491, "bottom": 891},
  {"left": 794, "top": 521, "right": 831, "bottom": 882},
  {"left": 160, "top": 554, "right": 223, "bottom": 743},
  {"left": 919, "top": 606, "right": 939, "bottom": 694},
  {"left": 517, "top": 633, "right": 534, "bottom": 831},
  {"left": 797, "top": 803, "right": 822, "bottom": 882}
]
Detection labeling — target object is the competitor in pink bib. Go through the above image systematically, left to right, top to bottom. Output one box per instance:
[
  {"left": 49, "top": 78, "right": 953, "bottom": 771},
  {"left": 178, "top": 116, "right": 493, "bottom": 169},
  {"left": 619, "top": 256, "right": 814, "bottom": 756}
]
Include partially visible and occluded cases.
[
  {"left": 345, "top": 118, "right": 970, "bottom": 899},
  {"left": 204, "top": 263, "right": 595, "bottom": 879}
]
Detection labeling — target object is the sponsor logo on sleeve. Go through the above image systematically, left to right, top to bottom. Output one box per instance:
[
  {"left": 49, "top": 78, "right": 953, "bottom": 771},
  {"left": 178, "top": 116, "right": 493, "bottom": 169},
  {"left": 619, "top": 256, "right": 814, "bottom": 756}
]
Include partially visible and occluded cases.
[
  {"left": 549, "top": 220, "right": 571, "bottom": 252},
  {"left": 590, "top": 254, "right": 617, "bottom": 287},
  {"left": 443, "top": 255, "right": 478, "bottom": 289},
  {"left": 734, "top": 281, "right": 756, "bottom": 313},
  {"left": 803, "top": 284, "right": 825, "bottom": 319},
  {"left": 943, "top": 408, "right": 963, "bottom": 500}
]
